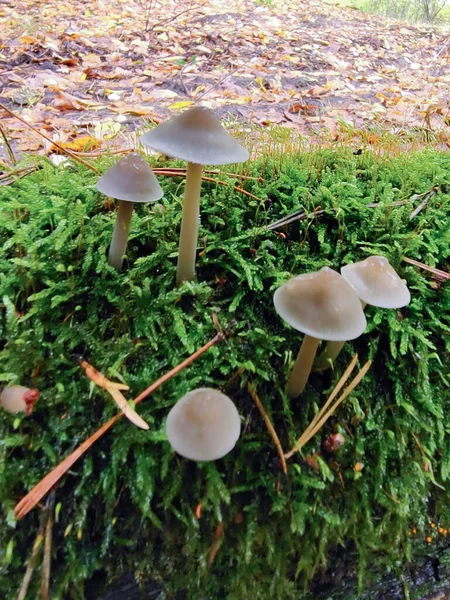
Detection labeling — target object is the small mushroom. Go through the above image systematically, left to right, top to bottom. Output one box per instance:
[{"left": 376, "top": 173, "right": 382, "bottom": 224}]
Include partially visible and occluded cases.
[
  {"left": 140, "top": 107, "right": 249, "bottom": 285},
  {"left": 96, "top": 153, "right": 163, "bottom": 270},
  {"left": 316, "top": 256, "right": 411, "bottom": 370},
  {"left": 274, "top": 267, "right": 367, "bottom": 398},
  {"left": 0, "top": 385, "right": 40, "bottom": 415},
  {"left": 165, "top": 387, "right": 241, "bottom": 461}
]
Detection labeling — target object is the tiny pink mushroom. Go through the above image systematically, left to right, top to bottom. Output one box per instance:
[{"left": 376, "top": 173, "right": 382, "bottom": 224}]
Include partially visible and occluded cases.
[{"left": 0, "top": 385, "right": 40, "bottom": 416}]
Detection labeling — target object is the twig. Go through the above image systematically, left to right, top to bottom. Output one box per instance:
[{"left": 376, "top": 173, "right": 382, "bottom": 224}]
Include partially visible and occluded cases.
[
  {"left": 150, "top": 3, "right": 201, "bottom": 31},
  {"left": 0, "top": 103, "right": 100, "bottom": 175},
  {"left": 0, "top": 122, "right": 16, "bottom": 165},
  {"left": 0, "top": 166, "right": 39, "bottom": 186},
  {"left": 152, "top": 170, "right": 265, "bottom": 202},
  {"left": 409, "top": 186, "right": 438, "bottom": 220},
  {"left": 267, "top": 206, "right": 324, "bottom": 230},
  {"left": 403, "top": 256, "right": 450, "bottom": 280},
  {"left": 14, "top": 329, "right": 225, "bottom": 520},
  {"left": 285, "top": 359, "right": 371, "bottom": 460},
  {"left": 247, "top": 382, "right": 287, "bottom": 474},
  {"left": 40, "top": 490, "right": 55, "bottom": 600},
  {"left": 17, "top": 491, "right": 54, "bottom": 600},
  {"left": 17, "top": 532, "right": 44, "bottom": 600}
]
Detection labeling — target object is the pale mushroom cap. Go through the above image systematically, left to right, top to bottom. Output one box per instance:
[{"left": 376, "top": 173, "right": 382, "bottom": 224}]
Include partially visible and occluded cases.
[
  {"left": 140, "top": 107, "right": 249, "bottom": 166},
  {"left": 96, "top": 153, "right": 163, "bottom": 203},
  {"left": 341, "top": 256, "right": 411, "bottom": 309},
  {"left": 273, "top": 267, "right": 367, "bottom": 341},
  {"left": 1, "top": 385, "right": 30, "bottom": 413},
  {"left": 166, "top": 387, "right": 241, "bottom": 461}
]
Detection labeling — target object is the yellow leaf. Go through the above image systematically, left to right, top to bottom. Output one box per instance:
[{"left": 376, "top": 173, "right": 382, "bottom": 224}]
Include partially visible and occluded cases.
[
  {"left": 169, "top": 100, "right": 194, "bottom": 111},
  {"left": 59, "top": 136, "right": 102, "bottom": 152}
]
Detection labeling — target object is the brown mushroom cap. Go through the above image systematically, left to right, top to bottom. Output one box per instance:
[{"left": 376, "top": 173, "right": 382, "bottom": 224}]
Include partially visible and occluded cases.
[
  {"left": 140, "top": 107, "right": 249, "bottom": 166},
  {"left": 96, "top": 153, "right": 163, "bottom": 203},
  {"left": 341, "top": 256, "right": 411, "bottom": 309},
  {"left": 273, "top": 267, "right": 367, "bottom": 341},
  {"left": 165, "top": 388, "right": 241, "bottom": 461}
]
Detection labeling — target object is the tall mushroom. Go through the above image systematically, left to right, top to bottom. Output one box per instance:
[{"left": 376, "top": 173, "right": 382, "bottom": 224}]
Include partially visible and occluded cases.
[
  {"left": 140, "top": 107, "right": 249, "bottom": 286},
  {"left": 96, "top": 153, "right": 163, "bottom": 270},
  {"left": 316, "top": 256, "right": 411, "bottom": 370},
  {"left": 274, "top": 267, "right": 367, "bottom": 398},
  {"left": 165, "top": 388, "right": 241, "bottom": 461}
]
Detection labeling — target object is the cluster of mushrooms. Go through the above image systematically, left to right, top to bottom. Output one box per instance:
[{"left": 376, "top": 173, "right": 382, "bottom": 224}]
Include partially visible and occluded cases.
[{"left": 0, "top": 107, "right": 411, "bottom": 464}]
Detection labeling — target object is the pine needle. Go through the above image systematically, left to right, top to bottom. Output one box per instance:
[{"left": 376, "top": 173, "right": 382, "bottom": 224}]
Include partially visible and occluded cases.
[{"left": 247, "top": 382, "right": 287, "bottom": 474}]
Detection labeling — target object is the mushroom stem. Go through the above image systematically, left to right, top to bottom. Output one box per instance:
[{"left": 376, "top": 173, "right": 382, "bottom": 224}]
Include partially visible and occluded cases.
[
  {"left": 176, "top": 162, "right": 203, "bottom": 286},
  {"left": 108, "top": 200, "right": 133, "bottom": 270},
  {"left": 315, "top": 301, "right": 367, "bottom": 371},
  {"left": 287, "top": 335, "right": 320, "bottom": 398}
]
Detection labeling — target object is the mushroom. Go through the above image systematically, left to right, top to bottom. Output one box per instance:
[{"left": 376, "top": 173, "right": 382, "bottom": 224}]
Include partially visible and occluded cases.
[
  {"left": 140, "top": 106, "right": 249, "bottom": 285},
  {"left": 96, "top": 153, "right": 163, "bottom": 270},
  {"left": 316, "top": 256, "right": 411, "bottom": 370},
  {"left": 274, "top": 267, "right": 367, "bottom": 398},
  {"left": 0, "top": 385, "right": 40, "bottom": 416},
  {"left": 165, "top": 387, "right": 241, "bottom": 461}
]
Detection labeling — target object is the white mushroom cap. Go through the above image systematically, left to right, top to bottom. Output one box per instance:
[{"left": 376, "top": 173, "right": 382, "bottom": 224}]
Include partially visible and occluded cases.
[
  {"left": 140, "top": 107, "right": 249, "bottom": 166},
  {"left": 96, "top": 153, "right": 163, "bottom": 203},
  {"left": 341, "top": 256, "right": 411, "bottom": 309},
  {"left": 273, "top": 267, "right": 367, "bottom": 341},
  {"left": 0, "top": 385, "right": 39, "bottom": 415},
  {"left": 165, "top": 388, "right": 241, "bottom": 461}
]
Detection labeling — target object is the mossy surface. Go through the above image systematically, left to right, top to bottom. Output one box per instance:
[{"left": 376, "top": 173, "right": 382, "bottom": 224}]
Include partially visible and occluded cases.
[{"left": 0, "top": 148, "right": 449, "bottom": 599}]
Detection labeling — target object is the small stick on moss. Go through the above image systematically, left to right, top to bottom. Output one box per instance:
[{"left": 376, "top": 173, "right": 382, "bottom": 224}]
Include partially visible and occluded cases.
[
  {"left": 0, "top": 103, "right": 100, "bottom": 175},
  {"left": 0, "top": 123, "right": 16, "bottom": 165},
  {"left": 403, "top": 256, "right": 450, "bottom": 280},
  {"left": 14, "top": 330, "right": 225, "bottom": 520},
  {"left": 285, "top": 359, "right": 371, "bottom": 460},
  {"left": 247, "top": 382, "right": 287, "bottom": 474},
  {"left": 40, "top": 490, "right": 55, "bottom": 600},
  {"left": 17, "top": 491, "right": 54, "bottom": 600},
  {"left": 17, "top": 531, "right": 44, "bottom": 600}
]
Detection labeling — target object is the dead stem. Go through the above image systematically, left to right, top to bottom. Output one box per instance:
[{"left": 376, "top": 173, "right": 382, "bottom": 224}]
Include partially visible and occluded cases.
[
  {"left": 0, "top": 103, "right": 100, "bottom": 175},
  {"left": 0, "top": 122, "right": 16, "bottom": 165},
  {"left": 14, "top": 329, "right": 226, "bottom": 520},
  {"left": 285, "top": 359, "right": 371, "bottom": 460},
  {"left": 247, "top": 382, "right": 287, "bottom": 474},
  {"left": 40, "top": 490, "right": 55, "bottom": 600},
  {"left": 17, "top": 491, "right": 54, "bottom": 600},
  {"left": 17, "top": 531, "right": 44, "bottom": 600}
]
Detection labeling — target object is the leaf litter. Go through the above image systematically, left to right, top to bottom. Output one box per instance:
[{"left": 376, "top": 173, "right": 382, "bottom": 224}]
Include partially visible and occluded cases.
[{"left": 1, "top": 0, "right": 450, "bottom": 160}]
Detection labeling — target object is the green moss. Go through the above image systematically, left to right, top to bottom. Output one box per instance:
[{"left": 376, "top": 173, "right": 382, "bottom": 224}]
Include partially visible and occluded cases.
[{"left": 0, "top": 148, "right": 449, "bottom": 599}]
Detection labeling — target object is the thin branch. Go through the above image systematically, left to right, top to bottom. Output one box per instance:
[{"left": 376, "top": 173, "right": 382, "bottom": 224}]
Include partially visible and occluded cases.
[
  {"left": 0, "top": 103, "right": 100, "bottom": 174},
  {"left": 14, "top": 329, "right": 226, "bottom": 520},
  {"left": 247, "top": 382, "right": 287, "bottom": 474},
  {"left": 40, "top": 490, "right": 55, "bottom": 600},
  {"left": 17, "top": 532, "right": 44, "bottom": 600}
]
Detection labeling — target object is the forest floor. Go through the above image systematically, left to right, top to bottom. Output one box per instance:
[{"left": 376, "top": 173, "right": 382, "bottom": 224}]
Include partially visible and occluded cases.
[{"left": 0, "top": 0, "right": 450, "bottom": 160}]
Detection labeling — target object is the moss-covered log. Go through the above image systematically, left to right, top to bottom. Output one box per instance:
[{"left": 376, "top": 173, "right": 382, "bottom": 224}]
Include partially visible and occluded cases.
[{"left": 0, "top": 147, "right": 449, "bottom": 599}]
